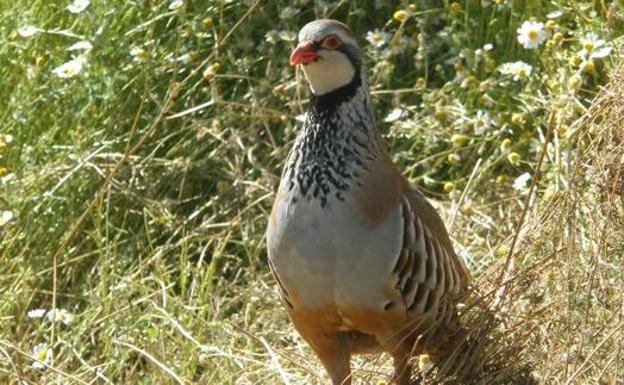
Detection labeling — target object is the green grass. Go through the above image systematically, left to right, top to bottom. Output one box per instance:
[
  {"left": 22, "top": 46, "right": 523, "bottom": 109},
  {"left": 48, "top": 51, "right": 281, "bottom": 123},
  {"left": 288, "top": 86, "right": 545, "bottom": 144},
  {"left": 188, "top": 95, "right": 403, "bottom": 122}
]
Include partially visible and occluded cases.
[{"left": 1, "top": 0, "right": 623, "bottom": 384}]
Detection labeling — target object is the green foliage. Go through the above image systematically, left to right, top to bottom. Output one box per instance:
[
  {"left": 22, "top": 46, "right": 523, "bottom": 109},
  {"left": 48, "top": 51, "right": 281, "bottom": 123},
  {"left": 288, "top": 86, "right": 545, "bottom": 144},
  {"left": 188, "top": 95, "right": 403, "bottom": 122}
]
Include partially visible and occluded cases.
[{"left": 0, "top": 0, "right": 622, "bottom": 384}]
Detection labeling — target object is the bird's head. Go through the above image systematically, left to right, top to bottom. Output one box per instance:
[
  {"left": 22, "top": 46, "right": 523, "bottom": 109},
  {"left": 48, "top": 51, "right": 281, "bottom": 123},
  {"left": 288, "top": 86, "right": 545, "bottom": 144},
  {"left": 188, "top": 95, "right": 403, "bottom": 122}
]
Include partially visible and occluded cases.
[{"left": 290, "top": 19, "right": 363, "bottom": 96}]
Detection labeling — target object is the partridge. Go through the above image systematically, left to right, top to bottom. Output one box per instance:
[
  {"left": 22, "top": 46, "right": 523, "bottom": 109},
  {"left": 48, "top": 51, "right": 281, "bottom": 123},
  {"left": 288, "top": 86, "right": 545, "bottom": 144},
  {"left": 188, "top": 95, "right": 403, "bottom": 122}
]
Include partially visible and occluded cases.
[{"left": 267, "top": 19, "right": 471, "bottom": 385}]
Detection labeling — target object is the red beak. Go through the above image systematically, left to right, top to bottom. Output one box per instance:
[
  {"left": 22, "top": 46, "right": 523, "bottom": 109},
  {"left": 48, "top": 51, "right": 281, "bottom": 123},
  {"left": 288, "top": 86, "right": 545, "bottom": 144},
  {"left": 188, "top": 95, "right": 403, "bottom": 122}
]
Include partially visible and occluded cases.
[{"left": 289, "top": 41, "right": 320, "bottom": 65}]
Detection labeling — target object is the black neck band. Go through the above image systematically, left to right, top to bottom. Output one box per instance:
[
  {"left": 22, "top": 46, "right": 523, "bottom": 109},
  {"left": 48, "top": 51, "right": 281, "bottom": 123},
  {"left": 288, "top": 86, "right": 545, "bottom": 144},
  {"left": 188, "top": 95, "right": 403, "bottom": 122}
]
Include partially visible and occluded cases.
[{"left": 310, "top": 70, "right": 362, "bottom": 114}]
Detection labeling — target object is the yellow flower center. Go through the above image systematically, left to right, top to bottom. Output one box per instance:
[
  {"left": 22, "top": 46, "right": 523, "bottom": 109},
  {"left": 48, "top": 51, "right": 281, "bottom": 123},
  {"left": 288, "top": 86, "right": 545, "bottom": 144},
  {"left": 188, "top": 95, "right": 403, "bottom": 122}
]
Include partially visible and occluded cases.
[
  {"left": 393, "top": 10, "right": 407, "bottom": 22},
  {"left": 527, "top": 30, "right": 539, "bottom": 40},
  {"left": 583, "top": 41, "right": 594, "bottom": 52},
  {"left": 135, "top": 49, "right": 148, "bottom": 60},
  {"left": 583, "top": 60, "right": 595, "bottom": 73},
  {"left": 568, "top": 75, "right": 582, "bottom": 90},
  {"left": 451, "top": 134, "right": 468, "bottom": 146},
  {"left": 507, "top": 152, "right": 520, "bottom": 164},
  {"left": 37, "top": 349, "right": 48, "bottom": 361}
]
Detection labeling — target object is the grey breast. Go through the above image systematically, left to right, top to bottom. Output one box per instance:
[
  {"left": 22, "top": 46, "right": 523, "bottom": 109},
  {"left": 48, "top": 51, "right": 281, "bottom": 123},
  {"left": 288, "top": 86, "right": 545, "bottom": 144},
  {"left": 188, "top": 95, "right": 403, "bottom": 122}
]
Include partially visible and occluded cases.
[{"left": 267, "top": 175, "right": 404, "bottom": 311}]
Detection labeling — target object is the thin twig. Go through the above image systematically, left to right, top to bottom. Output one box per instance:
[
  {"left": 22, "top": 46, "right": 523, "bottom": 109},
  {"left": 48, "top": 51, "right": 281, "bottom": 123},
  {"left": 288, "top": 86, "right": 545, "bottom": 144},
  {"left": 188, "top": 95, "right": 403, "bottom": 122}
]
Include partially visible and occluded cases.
[
  {"left": 493, "top": 112, "right": 557, "bottom": 309},
  {"left": 447, "top": 157, "right": 482, "bottom": 231},
  {"left": 259, "top": 337, "right": 292, "bottom": 385},
  {"left": 112, "top": 339, "right": 185, "bottom": 385}
]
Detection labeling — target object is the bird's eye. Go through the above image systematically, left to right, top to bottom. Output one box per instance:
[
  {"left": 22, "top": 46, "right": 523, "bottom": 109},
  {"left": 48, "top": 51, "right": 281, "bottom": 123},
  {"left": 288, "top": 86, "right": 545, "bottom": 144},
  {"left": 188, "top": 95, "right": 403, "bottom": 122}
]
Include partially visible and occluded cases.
[{"left": 321, "top": 35, "right": 342, "bottom": 50}]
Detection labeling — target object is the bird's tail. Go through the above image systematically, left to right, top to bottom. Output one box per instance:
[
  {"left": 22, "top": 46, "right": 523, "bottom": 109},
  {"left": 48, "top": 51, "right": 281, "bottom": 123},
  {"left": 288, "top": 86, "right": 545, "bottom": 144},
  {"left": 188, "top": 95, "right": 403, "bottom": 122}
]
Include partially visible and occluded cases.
[{"left": 421, "top": 313, "right": 486, "bottom": 384}]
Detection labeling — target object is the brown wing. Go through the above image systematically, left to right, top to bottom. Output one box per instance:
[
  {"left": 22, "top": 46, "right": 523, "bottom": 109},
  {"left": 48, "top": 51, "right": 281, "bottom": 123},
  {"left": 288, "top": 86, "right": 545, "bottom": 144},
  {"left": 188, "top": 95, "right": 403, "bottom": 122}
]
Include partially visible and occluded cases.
[{"left": 392, "top": 178, "right": 470, "bottom": 316}]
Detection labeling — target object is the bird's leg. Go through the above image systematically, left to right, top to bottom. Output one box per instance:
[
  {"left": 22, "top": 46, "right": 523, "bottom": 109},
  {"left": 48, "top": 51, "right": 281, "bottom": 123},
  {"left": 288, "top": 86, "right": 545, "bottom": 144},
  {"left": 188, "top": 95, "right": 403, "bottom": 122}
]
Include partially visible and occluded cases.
[
  {"left": 288, "top": 309, "right": 352, "bottom": 384},
  {"left": 307, "top": 333, "right": 352, "bottom": 385}
]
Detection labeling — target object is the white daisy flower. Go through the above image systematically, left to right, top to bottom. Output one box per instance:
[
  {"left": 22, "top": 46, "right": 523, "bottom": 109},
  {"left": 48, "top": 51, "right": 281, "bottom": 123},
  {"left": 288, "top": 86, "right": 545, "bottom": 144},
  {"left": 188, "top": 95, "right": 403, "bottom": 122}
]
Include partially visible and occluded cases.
[
  {"left": 67, "top": 0, "right": 89, "bottom": 14},
  {"left": 168, "top": 0, "right": 184, "bottom": 10},
  {"left": 279, "top": 6, "right": 300, "bottom": 20},
  {"left": 546, "top": 10, "right": 563, "bottom": 19},
  {"left": 517, "top": 20, "right": 547, "bottom": 49},
  {"left": 17, "top": 25, "right": 38, "bottom": 37},
  {"left": 365, "top": 29, "right": 390, "bottom": 49},
  {"left": 264, "top": 30, "right": 279, "bottom": 44},
  {"left": 278, "top": 30, "right": 297, "bottom": 42},
  {"left": 578, "top": 33, "right": 612, "bottom": 59},
  {"left": 67, "top": 41, "right": 93, "bottom": 51},
  {"left": 130, "top": 47, "right": 148, "bottom": 62},
  {"left": 176, "top": 53, "right": 192, "bottom": 64},
  {"left": 52, "top": 56, "right": 86, "bottom": 78},
  {"left": 498, "top": 61, "right": 532, "bottom": 81},
  {"left": 498, "top": 62, "right": 514, "bottom": 74},
  {"left": 511, "top": 62, "right": 532, "bottom": 80},
  {"left": 384, "top": 107, "right": 405, "bottom": 123},
  {"left": 472, "top": 110, "right": 493, "bottom": 134},
  {"left": 5, "top": 134, "right": 13, "bottom": 143},
  {"left": 513, "top": 172, "right": 531, "bottom": 194},
  {"left": 1, "top": 173, "right": 15, "bottom": 184},
  {"left": 0, "top": 210, "right": 13, "bottom": 226},
  {"left": 47, "top": 308, "right": 75, "bottom": 325},
  {"left": 28, "top": 309, "right": 47, "bottom": 319},
  {"left": 61, "top": 311, "right": 75, "bottom": 326},
  {"left": 32, "top": 343, "right": 52, "bottom": 369}
]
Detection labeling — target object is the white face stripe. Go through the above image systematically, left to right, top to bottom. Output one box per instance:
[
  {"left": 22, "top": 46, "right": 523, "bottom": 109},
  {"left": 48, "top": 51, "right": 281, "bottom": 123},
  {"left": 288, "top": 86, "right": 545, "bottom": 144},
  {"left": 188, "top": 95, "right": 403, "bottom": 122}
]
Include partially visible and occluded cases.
[
  {"left": 296, "top": 20, "right": 360, "bottom": 95},
  {"left": 301, "top": 50, "right": 355, "bottom": 95}
]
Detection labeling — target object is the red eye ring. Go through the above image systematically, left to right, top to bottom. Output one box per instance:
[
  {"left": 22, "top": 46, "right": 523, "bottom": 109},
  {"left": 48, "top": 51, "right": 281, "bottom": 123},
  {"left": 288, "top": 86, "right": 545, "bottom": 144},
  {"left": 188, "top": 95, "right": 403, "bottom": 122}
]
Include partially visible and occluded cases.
[{"left": 321, "top": 35, "right": 342, "bottom": 50}]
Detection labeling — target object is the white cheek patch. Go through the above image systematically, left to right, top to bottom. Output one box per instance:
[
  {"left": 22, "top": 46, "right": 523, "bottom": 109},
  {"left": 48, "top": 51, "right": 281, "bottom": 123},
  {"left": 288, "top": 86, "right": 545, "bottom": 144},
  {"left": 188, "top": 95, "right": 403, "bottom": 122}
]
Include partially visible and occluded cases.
[{"left": 301, "top": 50, "right": 355, "bottom": 95}]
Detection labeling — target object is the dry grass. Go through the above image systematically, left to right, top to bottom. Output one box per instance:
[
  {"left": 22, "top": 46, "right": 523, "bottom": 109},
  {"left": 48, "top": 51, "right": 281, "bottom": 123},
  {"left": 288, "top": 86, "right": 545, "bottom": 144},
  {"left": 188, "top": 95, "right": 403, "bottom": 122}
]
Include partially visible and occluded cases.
[
  {"left": 1, "top": 2, "right": 623, "bottom": 384},
  {"left": 418, "top": 59, "right": 624, "bottom": 385}
]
